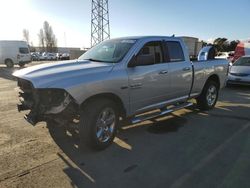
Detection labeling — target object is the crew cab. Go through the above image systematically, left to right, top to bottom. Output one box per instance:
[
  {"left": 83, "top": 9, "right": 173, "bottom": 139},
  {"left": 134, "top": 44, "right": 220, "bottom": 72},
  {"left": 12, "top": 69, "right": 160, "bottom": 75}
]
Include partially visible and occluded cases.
[{"left": 13, "top": 36, "right": 229, "bottom": 150}]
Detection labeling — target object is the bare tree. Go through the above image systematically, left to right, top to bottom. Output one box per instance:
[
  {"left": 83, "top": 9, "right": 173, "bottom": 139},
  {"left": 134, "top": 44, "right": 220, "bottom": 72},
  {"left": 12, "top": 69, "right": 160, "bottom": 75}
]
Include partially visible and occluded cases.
[
  {"left": 43, "top": 21, "right": 57, "bottom": 52},
  {"left": 23, "top": 29, "right": 30, "bottom": 44},
  {"left": 38, "top": 29, "right": 45, "bottom": 52},
  {"left": 29, "top": 42, "right": 36, "bottom": 52}
]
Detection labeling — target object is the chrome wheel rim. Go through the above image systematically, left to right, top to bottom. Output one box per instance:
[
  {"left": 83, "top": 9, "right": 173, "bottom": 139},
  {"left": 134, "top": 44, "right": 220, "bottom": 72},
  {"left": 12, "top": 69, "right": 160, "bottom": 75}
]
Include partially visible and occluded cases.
[
  {"left": 206, "top": 85, "right": 217, "bottom": 106},
  {"left": 96, "top": 107, "right": 116, "bottom": 143}
]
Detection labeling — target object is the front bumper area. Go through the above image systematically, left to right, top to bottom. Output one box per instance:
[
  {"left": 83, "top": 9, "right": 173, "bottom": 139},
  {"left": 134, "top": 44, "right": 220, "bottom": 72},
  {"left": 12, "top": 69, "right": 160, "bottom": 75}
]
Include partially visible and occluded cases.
[
  {"left": 227, "top": 74, "right": 250, "bottom": 86},
  {"left": 17, "top": 78, "right": 78, "bottom": 125},
  {"left": 227, "top": 80, "right": 250, "bottom": 86}
]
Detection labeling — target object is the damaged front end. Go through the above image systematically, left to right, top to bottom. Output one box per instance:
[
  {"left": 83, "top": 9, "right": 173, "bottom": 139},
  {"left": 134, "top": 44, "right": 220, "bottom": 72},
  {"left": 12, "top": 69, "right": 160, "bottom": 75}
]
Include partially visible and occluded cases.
[{"left": 17, "top": 78, "right": 78, "bottom": 125}]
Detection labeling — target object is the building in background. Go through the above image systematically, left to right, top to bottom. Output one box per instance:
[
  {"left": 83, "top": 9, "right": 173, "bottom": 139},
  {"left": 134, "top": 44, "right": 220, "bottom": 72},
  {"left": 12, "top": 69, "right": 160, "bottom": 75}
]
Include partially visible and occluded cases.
[{"left": 181, "top": 36, "right": 203, "bottom": 60}]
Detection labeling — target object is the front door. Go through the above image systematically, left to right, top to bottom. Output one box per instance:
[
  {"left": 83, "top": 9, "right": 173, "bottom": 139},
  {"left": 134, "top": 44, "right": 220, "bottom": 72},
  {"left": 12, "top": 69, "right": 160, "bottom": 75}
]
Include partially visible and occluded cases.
[{"left": 127, "top": 41, "right": 171, "bottom": 114}]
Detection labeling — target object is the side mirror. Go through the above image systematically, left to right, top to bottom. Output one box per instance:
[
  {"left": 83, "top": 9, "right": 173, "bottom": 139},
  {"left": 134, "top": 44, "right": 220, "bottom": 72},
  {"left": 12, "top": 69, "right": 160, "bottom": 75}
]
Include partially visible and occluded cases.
[{"left": 128, "top": 54, "right": 154, "bottom": 67}]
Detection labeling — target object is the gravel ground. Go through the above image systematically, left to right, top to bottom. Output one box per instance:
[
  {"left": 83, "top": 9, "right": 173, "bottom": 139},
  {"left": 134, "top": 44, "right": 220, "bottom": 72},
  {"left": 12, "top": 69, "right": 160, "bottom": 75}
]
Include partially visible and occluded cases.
[{"left": 0, "top": 62, "right": 250, "bottom": 188}]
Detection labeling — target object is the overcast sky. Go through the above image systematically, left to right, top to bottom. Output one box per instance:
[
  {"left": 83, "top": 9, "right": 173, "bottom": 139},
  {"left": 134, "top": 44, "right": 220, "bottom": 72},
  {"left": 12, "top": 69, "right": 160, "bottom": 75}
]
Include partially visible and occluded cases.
[{"left": 0, "top": 0, "right": 249, "bottom": 48}]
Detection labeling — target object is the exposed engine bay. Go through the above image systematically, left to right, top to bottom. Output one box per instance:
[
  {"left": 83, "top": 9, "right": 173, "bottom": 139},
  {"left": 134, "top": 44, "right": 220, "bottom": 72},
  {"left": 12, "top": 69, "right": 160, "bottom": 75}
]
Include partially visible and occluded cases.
[{"left": 17, "top": 78, "right": 78, "bottom": 125}]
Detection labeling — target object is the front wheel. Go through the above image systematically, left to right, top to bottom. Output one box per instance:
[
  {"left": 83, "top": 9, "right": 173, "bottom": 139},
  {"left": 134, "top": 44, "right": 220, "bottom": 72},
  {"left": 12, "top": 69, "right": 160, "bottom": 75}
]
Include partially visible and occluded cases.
[
  {"left": 196, "top": 80, "right": 219, "bottom": 110},
  {"left": 79, "top": 99, "right": 119, "bottom": 150}
]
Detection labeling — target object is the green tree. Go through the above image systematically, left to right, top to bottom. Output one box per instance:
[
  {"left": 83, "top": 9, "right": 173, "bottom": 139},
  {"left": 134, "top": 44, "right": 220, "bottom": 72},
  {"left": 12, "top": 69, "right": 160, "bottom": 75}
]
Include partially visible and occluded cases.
[
  {"left": 213, "top": 38, "right": 228, "bottom": 52},
  {"left": 228, "top": 40, "right": 240, "bottom": 51}
]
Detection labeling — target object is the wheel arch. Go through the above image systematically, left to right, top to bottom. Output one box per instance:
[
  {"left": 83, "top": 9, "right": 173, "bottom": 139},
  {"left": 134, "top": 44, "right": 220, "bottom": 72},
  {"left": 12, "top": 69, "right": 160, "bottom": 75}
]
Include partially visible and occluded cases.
[
  {"left": 5, "top": 58, "right": 14, "bottom": 63},
  {"left": 206, "top": 74, "right": 220, "bottom": 88},
  {"left": 80, "top": 92, "right": 127, "bottom": 118}
]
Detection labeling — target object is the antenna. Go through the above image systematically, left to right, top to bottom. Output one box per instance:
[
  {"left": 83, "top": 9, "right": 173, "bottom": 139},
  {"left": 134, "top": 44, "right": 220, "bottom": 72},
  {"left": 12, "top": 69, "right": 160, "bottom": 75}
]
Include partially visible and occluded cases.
[{"left": 91, "top": 0, "right": 110, "bottom": 47}]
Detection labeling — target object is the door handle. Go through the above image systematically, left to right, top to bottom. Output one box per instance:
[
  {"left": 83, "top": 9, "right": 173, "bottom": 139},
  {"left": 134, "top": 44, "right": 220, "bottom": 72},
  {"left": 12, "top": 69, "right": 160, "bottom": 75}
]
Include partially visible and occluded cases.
[
  {"left": 182, "top": 67, "right": 191, "bottom": 71},
  {"left": 159, "top": 70, "right": 168, "bottom": 74},
  {"left": 130, "top": 83, "right": 142, "bottom": 89}
]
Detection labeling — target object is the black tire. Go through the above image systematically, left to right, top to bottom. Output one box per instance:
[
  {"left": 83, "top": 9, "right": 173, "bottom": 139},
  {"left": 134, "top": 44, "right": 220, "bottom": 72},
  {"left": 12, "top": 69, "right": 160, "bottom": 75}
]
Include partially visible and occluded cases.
[
  {"left": 5, "top": 59, "right": 14, "bottom": 68},
  {"left": 19, "top": 62, "right": 25, "bottom": 67},
  {"left": 196, "top": 80, "right": 219, "bottom": 110},
  {"left": 79, "top": 99, "right": 119, "bottom": 150}
]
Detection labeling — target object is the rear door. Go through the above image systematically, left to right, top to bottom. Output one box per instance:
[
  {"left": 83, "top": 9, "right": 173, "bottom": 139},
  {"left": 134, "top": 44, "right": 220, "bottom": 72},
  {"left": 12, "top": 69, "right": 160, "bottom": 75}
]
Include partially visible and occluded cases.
[{"left": 165, "top": 41, "right": 193, "bottom": 99}]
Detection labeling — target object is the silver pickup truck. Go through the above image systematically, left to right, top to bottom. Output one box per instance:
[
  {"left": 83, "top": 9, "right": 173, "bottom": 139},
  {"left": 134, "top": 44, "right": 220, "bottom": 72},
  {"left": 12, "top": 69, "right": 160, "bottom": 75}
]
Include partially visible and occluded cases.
[{"left": 13, "top": 36, "right": 228, "bottom": 150}]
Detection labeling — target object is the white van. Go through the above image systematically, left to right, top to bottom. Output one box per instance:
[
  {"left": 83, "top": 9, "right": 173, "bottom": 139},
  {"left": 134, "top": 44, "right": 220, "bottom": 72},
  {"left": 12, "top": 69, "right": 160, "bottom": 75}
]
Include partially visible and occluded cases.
[{"left": 0, "top": 40, "right": 31, "bottom": 67}]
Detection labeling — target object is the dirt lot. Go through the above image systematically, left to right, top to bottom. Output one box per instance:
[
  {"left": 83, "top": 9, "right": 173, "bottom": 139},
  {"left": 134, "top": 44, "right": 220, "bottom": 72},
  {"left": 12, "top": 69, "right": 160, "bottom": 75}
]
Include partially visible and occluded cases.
[{"left": 0, "top": 62, "right": 250, "bottom": 188}]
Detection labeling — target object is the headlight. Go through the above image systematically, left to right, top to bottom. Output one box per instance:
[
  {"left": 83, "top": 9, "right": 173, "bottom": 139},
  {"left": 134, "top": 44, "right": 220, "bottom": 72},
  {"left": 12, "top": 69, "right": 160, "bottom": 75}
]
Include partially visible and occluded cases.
[{"left": 36, "top": 89, "right": 69, "bottom": 106}]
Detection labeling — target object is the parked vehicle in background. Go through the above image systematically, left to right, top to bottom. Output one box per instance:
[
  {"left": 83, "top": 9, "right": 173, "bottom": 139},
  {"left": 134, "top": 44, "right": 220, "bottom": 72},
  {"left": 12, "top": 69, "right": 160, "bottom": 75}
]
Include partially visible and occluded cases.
[
  {"left": 13, "top": 36, "right": 228, "bottom": 150},
  {"left": 182, "top": 36, "right": 203, "bottom": 60},
  {"left": 0, "top": 40, "right": 31, "bottom": 67},
  {"left": 233, "top": 42, "right": 250, "bottom": 62},
  {"left": 215, "top": 51, "right": 234, "bottom": 63},
  {"left": 228, "top": 51, "right": 234, "bottom": 62},
  {"left": 31, "top": 52, "right": 40, "bottom": 61},
  {"left": 216, "top": 52, "right": 230, "bottom": 59},
  {"left": 37, "top": 53, "right": 47, "bottom": 61},
  {"left": 46, "top": 53, "right": 57, "bottom": 60},
  {"left": 56, "top": 53, "right": 62, "bottom": 60},
  {"left": 61, "top": 53, "right": 70, "bottom": 60},
  {"left": 227, "top": 55, "right": 250, "bottom": 85}
]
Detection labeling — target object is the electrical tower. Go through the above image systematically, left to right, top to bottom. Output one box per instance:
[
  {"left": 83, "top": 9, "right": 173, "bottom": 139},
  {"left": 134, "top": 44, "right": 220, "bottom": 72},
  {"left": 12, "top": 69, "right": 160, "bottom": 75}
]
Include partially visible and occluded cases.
[{"left": 91, "top": 0, "right": 110, "bottom": 47}]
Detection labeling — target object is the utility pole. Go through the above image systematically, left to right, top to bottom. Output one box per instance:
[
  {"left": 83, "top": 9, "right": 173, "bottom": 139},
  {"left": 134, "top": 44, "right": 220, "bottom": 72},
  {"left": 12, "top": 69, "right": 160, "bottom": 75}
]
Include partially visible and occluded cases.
[{"left": 91, "top": 0, "right": 110, "bottom": 47}]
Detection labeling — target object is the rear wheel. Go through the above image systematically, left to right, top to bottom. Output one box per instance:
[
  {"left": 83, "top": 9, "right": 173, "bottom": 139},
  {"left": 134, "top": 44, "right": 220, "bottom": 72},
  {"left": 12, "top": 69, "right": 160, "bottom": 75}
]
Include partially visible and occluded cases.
[
  {"left": 5, "top": 59, "right": 14, "bottom": 68},
  {"left": 196, "top": 80, "right": 219, "bottom": 110},
  {"left": 79, "top": 99, "right": 119, "bottom": 150}
]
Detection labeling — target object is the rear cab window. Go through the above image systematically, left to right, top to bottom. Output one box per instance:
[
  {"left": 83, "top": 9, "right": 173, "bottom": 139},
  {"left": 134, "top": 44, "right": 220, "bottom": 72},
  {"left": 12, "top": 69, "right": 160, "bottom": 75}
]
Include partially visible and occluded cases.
[
  {"left": 165, "top": 41, "right": 185, "bottom": 62},
  {"left": 19, "top": 47, "right": 29, "bottom": 54}
]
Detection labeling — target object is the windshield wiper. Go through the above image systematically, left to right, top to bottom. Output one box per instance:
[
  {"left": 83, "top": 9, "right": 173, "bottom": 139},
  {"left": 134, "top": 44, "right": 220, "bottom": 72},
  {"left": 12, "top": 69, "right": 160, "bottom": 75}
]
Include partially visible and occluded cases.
[
  {"left": 83, "top": 58, "right": 114, "bottom": 63},
  {"left": 83, "top": 58, "right": 104, "bottom": 62}
]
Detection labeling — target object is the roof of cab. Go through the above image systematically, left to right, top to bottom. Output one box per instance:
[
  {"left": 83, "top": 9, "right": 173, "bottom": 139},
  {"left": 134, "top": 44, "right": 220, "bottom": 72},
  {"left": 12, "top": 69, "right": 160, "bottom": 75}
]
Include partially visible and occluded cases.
[{"left": 110, "top": 36, "right": 181, "bottom": 41}]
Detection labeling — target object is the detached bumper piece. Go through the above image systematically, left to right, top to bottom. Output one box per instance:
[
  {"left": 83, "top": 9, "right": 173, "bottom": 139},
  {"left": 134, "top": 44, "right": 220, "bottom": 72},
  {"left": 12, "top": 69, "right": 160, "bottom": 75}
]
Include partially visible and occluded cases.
[
  {"left": 16, "top": 78, "right": 76, "bottom": 126},
  {"left": 17, "top": 104, "right": 29, "bottom": 112},
  {"left": 24, "top": 112, "right": 39, "bottom": 126}
]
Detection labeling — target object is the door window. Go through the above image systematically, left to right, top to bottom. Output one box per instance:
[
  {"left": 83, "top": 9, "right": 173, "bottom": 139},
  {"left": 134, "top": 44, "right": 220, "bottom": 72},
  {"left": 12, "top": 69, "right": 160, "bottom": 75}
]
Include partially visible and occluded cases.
[
  {"left": 138, "top": 41, "right": 164, "bottom": 64},
  {"left": 165, "top": 41, "right": 185, "bottom": 62},
  {"left": 19, "top": 47, "right": 29, "bottom": 54}
]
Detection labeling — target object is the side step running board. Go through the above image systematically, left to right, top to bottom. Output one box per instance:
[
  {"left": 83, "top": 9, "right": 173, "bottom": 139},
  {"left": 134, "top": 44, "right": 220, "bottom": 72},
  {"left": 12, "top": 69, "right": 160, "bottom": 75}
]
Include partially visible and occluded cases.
[{"left": 131, "top": 102, "right": 193, "bottom": 124}]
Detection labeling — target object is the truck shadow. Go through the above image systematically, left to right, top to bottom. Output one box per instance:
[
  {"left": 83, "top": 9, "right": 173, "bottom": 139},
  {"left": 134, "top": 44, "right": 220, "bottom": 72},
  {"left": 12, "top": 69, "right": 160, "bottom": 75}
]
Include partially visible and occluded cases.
[
  {"left": 0, "top": 62, "right": 42, "bottom": 81},
  {"left": 0, "top": 66, "right": 22, "bottom": 81},
  {"left": 0, "top": 66, "right": 20, "bottom": 81},
  {"left": 46, "top": 87, "right": 250, "bottom": 187}
]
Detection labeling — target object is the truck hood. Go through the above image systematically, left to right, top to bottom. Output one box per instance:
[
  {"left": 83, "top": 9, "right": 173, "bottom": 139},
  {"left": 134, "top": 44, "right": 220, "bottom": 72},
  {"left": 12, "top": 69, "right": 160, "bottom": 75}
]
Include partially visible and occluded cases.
[
  {"left": 13, "top": 60, "right": 114, "bottom": 88},
  {"left": 230, "top": 65, "right": 250, "bottom": 74}
]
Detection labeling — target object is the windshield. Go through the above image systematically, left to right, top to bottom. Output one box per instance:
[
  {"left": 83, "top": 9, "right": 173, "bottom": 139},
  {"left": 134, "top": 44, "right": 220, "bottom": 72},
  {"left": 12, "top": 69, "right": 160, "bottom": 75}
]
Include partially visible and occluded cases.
[
  {"left": 79, "top": 39, "right": 137, "bottom": 63},
  {"left": 234, "top": 57, "right": 250, "bottom": 66}
]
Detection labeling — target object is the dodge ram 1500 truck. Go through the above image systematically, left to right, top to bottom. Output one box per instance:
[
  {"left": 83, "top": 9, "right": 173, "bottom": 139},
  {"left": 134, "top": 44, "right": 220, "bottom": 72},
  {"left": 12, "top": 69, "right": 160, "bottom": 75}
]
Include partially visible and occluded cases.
[{"left": 13, "top": 36, "right": 229, "bottom": 150}]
